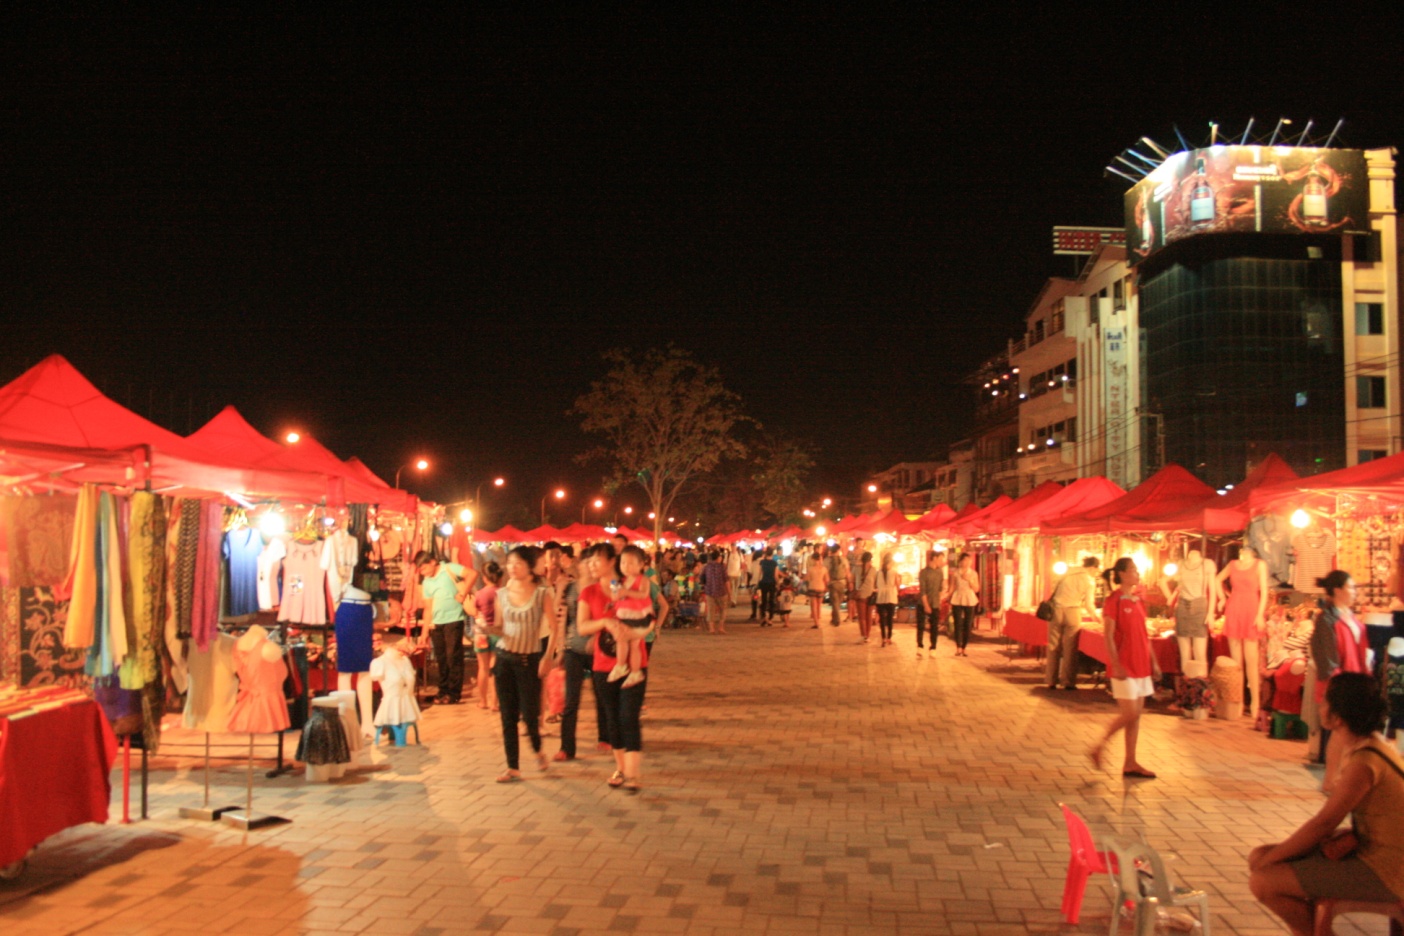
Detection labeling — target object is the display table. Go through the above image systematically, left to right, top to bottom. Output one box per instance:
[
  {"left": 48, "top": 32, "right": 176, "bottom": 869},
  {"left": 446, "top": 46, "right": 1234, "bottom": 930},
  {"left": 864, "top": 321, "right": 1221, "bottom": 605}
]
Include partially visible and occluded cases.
[
  {"left": 1002, "top": 609, "right": 1048, "bottom": 647},
  {"left": 1077, "top": 630, "right": 1230, "bottom": 676},
  {"left": 0, "top": 698, "right": 118, "bottom": 866}
]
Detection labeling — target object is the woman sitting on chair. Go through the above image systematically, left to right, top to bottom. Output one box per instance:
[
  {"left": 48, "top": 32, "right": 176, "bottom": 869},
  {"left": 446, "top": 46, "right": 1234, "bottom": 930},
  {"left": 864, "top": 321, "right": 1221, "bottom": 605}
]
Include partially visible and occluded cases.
[{"left": 1249, "top": 672, "right": 1404, "bottom": 935}]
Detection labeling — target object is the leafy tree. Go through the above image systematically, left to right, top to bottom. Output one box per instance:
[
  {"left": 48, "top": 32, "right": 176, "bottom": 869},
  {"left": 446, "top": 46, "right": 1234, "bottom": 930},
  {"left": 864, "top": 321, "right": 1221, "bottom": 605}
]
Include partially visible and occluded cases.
[
  {"left": 574, "top": 346, "right": 749, "bottom": 542},
  {"left": 752, "top": 434, "right": 817, "bottom": 525}
]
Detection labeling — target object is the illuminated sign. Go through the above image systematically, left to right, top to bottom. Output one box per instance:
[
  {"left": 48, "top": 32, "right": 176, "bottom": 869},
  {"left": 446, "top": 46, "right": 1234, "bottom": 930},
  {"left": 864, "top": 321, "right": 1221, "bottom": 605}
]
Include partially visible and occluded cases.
[
  {"left": 1124, "top": 146, "right": 1370, "bottom": 264},
  {"left": 1052, "top": 226, "right": 1126, "bottom": 256}
]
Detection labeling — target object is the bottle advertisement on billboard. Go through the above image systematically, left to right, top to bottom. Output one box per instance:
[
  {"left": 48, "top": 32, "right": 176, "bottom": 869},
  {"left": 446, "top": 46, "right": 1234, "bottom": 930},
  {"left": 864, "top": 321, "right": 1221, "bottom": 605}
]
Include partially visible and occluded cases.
[{"left": 1123, "top": 146, "right": 1369, "bottom": 264}]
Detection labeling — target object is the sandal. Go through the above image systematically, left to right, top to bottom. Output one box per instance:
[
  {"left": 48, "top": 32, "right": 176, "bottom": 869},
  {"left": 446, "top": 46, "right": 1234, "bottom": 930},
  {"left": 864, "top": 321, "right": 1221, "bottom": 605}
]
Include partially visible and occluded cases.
[
  {"left": 1122, "top": 767, "right": 1157, "bottom": 779},
  {"left": 495, "top": 770, "right": 522, "bottom": 783},
  {"left": 607, "top": 770, "right": 626, "bottom": 788},
  {"left": 623, "top": 777, "right": 641, "bottom": 794}
]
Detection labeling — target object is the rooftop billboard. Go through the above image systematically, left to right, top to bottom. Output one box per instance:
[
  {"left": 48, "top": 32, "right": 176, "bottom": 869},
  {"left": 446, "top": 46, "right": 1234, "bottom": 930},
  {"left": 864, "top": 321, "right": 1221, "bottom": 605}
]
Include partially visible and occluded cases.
[{"left": 1124, "top": 146, "right": 1369, "bottom": 264}]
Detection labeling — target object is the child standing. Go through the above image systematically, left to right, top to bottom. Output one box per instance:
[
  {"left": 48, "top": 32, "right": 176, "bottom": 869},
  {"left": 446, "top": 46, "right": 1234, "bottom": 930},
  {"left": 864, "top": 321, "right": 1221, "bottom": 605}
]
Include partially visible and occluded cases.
[{"left": 609, "top": 546, "right": 654, "bottom": 688}]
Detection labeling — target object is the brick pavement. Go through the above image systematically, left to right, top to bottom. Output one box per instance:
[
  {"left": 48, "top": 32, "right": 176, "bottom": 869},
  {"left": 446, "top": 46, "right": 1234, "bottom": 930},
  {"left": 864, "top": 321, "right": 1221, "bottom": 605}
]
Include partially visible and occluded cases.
[{"left": 0, "top": 604, "right": 1390, "bottom": 936}]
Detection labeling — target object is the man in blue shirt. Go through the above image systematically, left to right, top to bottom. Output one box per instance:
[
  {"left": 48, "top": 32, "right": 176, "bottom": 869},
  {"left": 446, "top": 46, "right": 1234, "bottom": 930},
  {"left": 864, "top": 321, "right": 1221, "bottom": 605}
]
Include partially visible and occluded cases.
[{"left": 758, "top": 549, "right": 779, "bottom": 625}]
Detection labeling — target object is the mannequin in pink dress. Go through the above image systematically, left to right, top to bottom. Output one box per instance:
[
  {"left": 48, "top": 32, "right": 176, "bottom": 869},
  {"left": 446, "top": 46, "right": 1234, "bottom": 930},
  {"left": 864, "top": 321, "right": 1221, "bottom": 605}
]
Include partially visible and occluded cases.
[
  {"left": 1216, "top": 545, "right": 1270, "bottom": 721},
  {"left": 228, "top": 625, "right": 291, "bottom": 734}
]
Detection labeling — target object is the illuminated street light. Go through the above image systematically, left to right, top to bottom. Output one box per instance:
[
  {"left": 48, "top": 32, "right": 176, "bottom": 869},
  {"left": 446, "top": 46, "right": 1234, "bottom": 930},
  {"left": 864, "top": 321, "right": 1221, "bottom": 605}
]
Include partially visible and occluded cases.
[
  {"left": 285, "top": 431, "right": 301, "bottom": 444},
  {"left": 395, "top": 458, "right": 430, "bottom": 488},
  {"left": 494, "top": 477, "right": 505, "bottom": 487},
  {"left": 867, "top": 484, "right": 877, "bottom": 493},
  {"left": 542, "top": 488, "right": 567, "bottom": 525},
  {"left": 821, "top": 498, "right": 832, "bottom": 508},
  {"left": 623, "top": 506, "right": 633, "bottom": 515},
  {"left": 459, "top": 508, "right": 473, "bottom": 524}
]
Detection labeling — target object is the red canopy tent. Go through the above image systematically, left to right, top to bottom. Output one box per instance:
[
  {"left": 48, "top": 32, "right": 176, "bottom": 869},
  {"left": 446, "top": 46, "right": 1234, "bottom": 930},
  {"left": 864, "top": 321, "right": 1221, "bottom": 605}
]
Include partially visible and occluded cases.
[
  {"left": 0, "top": 356, "right": 329, "bottom": 499},
  {"left": 1249, "top": 450, "right": 1404, "bottom": 519},
  {"left": 1154, "top": 454, "right": 1299, "bottom": 534},
  {"left": 1041, "top": 465, "right": 1216, "bottom": 535},
  {"left": 990, "top": 476, "right": 1126, "bottom": 532},
  {"left": 966, "top": 482, "right": 1065, "bottom": 536},
  {"left": 948, "top": 496, "right": 1013, "bottom": 537},
  {"left": 894, "top": 503, "right": 959, "bottom": 536},
  {"left": 847, "top": 509, "right": 908, "bottom": 538},
  {"left": 831, "top": 513, "right": 871, "bottom": 533},
  {"left": 479, "top": 525, "right": 532, "bottom": 542}
]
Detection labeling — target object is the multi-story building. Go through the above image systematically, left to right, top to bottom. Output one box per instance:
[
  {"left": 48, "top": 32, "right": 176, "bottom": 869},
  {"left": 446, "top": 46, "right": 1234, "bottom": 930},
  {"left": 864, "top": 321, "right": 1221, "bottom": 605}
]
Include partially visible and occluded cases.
[
  {"left": 1129, "top": 145, "right": 1400, "bottom": 485},
  {"left": 968, "top": 351, "right": 1021, "bottom": 502},
  {"left": 859, "top": 461, "right": 945, "bottom": 514}
]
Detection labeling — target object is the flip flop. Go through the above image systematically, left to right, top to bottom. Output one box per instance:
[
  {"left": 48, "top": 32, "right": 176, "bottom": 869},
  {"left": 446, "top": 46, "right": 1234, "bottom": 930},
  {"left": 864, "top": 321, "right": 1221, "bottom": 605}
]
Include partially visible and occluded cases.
[
  {"left": 1122, "top": 768, "right": 1157, "bottom": 779},
  {"left": 607, "top": 770, "right": 626, "bottom": 788},
  {"left": 495, "top": 771, "right": 522, "bottom": 783}
]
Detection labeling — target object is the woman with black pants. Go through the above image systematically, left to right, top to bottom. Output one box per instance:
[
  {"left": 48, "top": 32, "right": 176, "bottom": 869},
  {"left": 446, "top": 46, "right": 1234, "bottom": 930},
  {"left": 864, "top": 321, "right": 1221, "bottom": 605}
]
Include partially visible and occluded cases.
[
  {"left": 578, "top": 543, "right": 650, "bottom": 792},
  {"left": 557, "top": 544, "right": 605, "bottom": 760},
  {"left": 487, "top": 545, "right": 559, "bottom": 783},
  {"left": 874, "top": 552, "right": 901, "bottom": 648},
  {"left": 945, "top": 552, "right": 980, "bottom": 656}
]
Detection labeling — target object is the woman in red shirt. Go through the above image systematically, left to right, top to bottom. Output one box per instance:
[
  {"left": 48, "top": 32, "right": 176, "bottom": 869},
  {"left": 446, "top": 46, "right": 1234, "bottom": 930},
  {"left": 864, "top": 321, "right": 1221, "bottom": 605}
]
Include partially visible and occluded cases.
[
  {"left": 576, "top": 542, "right": 649, "bottom": 793},
  {"left": 1089, "top": 557, "right": 1162, "bottom": 778}
]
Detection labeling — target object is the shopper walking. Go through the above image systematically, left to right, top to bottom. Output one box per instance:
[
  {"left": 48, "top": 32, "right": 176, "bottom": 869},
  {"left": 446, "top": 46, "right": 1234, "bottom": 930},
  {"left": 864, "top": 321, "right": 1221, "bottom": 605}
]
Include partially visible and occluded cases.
[
  {"left": 577, "top": 543, "right": 649, "bottom": 793},
  {"left": 557, "top": 545, "right": 606, "bottom": 761},
  {"left": 487, "top": 546, "right": 559, "bottom": 782},
  {"left": 726, "top": 546, "right": 743, "bottom": 603},
  {"left": 806, "top": 546, "right": 829, "bottom": 628},
  {"left": 826, "top": 546, "right": 850, "bottom": 627},
  {"left": 758, "top": 548, "right": 779, "bottom": 625},
  {"left": 414, "top": 550, "right": 476, "bottom": 705},
  {"left": 701, "top": 550, "right": 731, "bottom": 634},
  {"left": 916, "top": 550, "right": 945, "bottom": 655},
  {"left": 852, "top": 551, "right": 877, "bottom": 643},
  {"left": 874, "top": 552, "right": 901, "bottom": 647},
  {"left": 945, "top": 552, "right": 979, "bottom": 656},
  {"left": 1045, "top": 556, "right": 1099, "bottom": 690},
  {"left": 1088, "top": 557, "right": 1161, "bottom": 778},
  {"left": 471, "top": 562, "right": 502, "bottom": 711},
  {"left": 1311, "top": 570, "right": 1372, "bottom": 793}
]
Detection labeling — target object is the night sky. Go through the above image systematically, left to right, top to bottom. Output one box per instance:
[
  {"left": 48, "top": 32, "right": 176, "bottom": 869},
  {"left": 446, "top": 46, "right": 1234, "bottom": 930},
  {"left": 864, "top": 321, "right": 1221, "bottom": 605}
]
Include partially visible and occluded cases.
[{"left": 5, "top": 10, "right": 1403, "bottom": 521}]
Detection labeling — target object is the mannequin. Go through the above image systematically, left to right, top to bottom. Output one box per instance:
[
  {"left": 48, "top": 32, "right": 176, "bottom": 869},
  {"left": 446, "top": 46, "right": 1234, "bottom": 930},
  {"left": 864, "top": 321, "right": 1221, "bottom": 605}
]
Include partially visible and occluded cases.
[
  {"left": 1216, "top": 545, "right": 1269, "bottom": 721},
  {"left": 1161, "top": 549, "right": 1219, "bottom": 668},
  {"left": 334, "top": 585, "right": 375, "bottom": 737},
  {"left": 228, "top": 625, "right": 291, "bottom": 734},
  {"left": 370, "top": 635, "right": 421, "bottom": 744}
]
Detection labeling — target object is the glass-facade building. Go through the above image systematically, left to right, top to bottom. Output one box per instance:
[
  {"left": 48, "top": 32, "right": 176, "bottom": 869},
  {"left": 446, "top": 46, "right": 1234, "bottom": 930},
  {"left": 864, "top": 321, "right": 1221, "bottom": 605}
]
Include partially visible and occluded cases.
[{"left": 1139, "top": 244, "right": 1346, "bottom": 488}]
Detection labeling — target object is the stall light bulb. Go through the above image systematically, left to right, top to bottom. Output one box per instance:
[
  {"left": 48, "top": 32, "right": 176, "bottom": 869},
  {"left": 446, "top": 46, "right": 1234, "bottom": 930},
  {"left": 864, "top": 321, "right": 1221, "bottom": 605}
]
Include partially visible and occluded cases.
[
  {"left": 1046, "top": 438, "right": 1055, "bottom": 446},
  {"left": 459, "top": 508, "right": 473, "bottom": 523},
  {"left": 1290, "top": 509, "right": 1311, "bottom": 529},
  {"left": 260, "top": 512, "right": 287, "bottom": 537},
  {"left": 322, "top": 516, "right": 335, "bottom": 527},
  {"left": 440, "top": 522, "right": 453, "bottom": 536},
  {"left": 815, "top": 526, "right": 827, "bottom": 537},
  {"left": 368, "top": 527, "right": 381, "bottom": 542},
  {"left": 1053, "top": 561, "right": 1068, "bottom": 575},
  {"left": 1163, "top": 563, "right": 1178, "bottom": 577}
]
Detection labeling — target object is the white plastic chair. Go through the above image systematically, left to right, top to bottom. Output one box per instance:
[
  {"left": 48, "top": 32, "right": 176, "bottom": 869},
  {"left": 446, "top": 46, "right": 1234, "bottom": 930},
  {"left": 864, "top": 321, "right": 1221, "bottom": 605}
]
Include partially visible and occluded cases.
[{"left": 1105, "top": 837, "right": 1211, "bottom": 936}]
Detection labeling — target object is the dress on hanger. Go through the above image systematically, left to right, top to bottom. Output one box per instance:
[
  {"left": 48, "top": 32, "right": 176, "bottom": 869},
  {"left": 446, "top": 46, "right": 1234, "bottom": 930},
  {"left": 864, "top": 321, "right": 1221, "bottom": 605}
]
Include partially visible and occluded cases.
[
  {"left": 223, "top": 527, "right": 264, "bottom": 617},
  {"left": 256, "top": 536, "right": 287, "bottom": 611},
  {"left": 278, "top": 539, "right": 328, "bottom": 625},
  {"left": 1224, "top": 560, "right": 1262, "bottom": 640},
  {"left": 228, "top": 638, "right": 291, "bottom": 734},
  {"left": 370, "top": 647, "right": 420, "bottom": 727}
]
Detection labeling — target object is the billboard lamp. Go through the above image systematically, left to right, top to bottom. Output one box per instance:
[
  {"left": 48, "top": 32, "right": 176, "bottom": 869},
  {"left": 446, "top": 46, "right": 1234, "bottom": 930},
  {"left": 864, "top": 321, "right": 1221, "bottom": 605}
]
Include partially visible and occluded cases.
[
  {"left": 1239, "top": 117, "right": 1254, "bottom": 145},
  {"left": 1267, "top": 118, "right": 1287, "bottom": 147},
  {"left": 1324, "top": 118, "right": 1344, "bottom": 148},
  {"left": 1296, "top": 119, "right": 1314, "bottom": 146},
  {"left": 1209, "top": 122, "right": 1218, "bottom": 147},
  {"left": 1173, "top": 124, "right": 1193, "bottom": 152},
  {"left": 1140, "top": 136, "right": 1170, "bottom": 158},
  {"left": 1124, "top": 150, "right": 1159, "bottom": 170},
  {"left": 1105, "top": 165, "right": 1139, "bottom": 184}
]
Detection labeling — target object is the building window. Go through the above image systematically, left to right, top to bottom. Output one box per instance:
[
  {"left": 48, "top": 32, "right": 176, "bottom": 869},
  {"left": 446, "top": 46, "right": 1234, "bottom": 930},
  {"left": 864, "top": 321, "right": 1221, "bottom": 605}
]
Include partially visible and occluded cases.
[
  {"left": 1113, "top": 278, "right": 1125, "bottom": 309},
  {"left": 1089, "top": 299, "right": 1099, "bottom": 327},
  {"left": 1355, "top": 302, "right": 1384, "bottom": 336},
  {"left": 1033, "top": 319, "right": 1045, "bottom": 344},
  {"left": 1357, "top": 375, "right": 1387, "bottom": 409},
  {"left": 1358, "top": 449, "right": 1389, "bottom": 463}
]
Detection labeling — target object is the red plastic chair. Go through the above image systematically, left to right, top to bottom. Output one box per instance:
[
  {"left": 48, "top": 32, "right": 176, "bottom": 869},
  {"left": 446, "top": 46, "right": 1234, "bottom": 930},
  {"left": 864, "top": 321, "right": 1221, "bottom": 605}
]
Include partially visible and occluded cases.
[{"left": 1060, "top": 802, "right": 1109, "bottom": 924}]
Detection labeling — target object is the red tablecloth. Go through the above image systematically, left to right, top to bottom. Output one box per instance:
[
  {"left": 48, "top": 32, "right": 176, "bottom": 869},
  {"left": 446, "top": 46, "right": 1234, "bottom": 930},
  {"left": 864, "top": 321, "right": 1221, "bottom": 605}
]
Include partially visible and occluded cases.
[
  {"left": 1002, "top": 609, "right": 1048, "bottom": 647},
  {"left": 1077, "top": 629, "right": 1198, "bottom": 675},
  {"left": 0, "top": 699, "right": 118, "bottom": 866}
]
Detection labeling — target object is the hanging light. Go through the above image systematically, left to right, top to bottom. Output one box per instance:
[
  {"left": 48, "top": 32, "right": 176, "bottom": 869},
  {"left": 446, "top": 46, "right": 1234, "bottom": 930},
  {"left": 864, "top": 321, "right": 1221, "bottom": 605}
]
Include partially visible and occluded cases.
[
  {"left": 1290, "top": 508, "right": 1311, "bottom": 529},
  {"left": 259, "top": 511, "right": 287, "bottom": 537},
  {"left": 440, "top": 522, "right": 453, "bottom": 536},
  {"left": 368, "top": 528, "right": 381, "bottom": 542},
  {"left": 1052, "top": 561, "right": 1068, "bottom": 575},
  {"left": 1163, "top": 563, "right": 1179, "bottom": 577}
]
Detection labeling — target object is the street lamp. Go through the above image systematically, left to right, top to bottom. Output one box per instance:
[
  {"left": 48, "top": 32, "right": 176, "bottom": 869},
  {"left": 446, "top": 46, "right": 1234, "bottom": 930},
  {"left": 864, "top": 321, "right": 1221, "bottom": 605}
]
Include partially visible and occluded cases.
[
  {"left": 284, "top": 431, "right": 301, "bottom": 444},
  {"left": 395, "top": 458, "right": 429, "bottom": 489},
  {"left": 472, "top": 476, "right": 506, "bottom": 529},
  {"left": 541, "top": 488, "right": 566, "bottom": 526},
  {"left": 584, "top": 497, "right": 605, "bottom": 523}
]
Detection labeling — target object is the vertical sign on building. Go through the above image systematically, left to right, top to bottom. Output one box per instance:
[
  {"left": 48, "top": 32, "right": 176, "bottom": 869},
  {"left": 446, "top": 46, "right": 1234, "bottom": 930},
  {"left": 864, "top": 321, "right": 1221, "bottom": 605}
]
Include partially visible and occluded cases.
[{"left": 1103, "top": 318, "right": 1130, "bottom": 487}]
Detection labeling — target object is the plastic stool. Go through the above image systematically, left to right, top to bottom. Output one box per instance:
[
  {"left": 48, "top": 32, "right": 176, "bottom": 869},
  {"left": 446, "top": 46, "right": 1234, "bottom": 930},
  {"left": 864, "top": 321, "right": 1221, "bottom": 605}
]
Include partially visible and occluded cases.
[
  {"left": 1270, "top": 712, "right": 1307, "bottom": 740},
  {"left": 376, "top": 723, "right": 421, "bottom": 747},
  {"left": 1313, "top": 898, "right": 1404, "bottom": 936}
]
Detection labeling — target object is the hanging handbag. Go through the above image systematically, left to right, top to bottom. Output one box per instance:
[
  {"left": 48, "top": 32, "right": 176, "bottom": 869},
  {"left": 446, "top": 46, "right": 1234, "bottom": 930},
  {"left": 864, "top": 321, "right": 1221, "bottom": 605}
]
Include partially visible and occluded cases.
[{"left": 1036, "top": 600, "right": 1056, "bottom": 621}]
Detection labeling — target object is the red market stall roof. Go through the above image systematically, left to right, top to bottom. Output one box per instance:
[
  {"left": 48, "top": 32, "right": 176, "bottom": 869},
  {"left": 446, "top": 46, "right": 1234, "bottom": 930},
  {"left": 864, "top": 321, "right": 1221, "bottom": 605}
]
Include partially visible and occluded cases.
[
  {"left": 0, "top": 356, "right": 332, "bottom": 499},
  {"left": 1250, "top": 450, "right": 1404, "bottom": 519},
  {"left": 1155, "top": 454, "right": 1299, "bottom": 534},
  {"left": 1041, "top": 465, "right": 1216, "bottom": 535},
  {"left": 992, "top": 476, "right": 1126, "bottom": 532},
  {"left": 966, "top": 482, "right": 1064, "bottom": 535},
  {"left": 948, "top": 495, "right": 1013, "bottom": 536},
  {"left": 895, "top": 504, "right": 958, "bottom": 536},
  {"left": 847, "top": 509, "right": 907, "bottom": 538},
  {"left": 831, "top": 513, "right": 871, "bottom": 533},
  {"left": 556, "top": 523, "right": 612, "bottom": 543},
  {"left": 479, "top": 525, "right": 532, "bottom": 542},
  {"left": 521, "top": 525, "right": 565, "bottom": 542},
  {"left": 768, "top": 525, "right": 806, "bottom": 541}
]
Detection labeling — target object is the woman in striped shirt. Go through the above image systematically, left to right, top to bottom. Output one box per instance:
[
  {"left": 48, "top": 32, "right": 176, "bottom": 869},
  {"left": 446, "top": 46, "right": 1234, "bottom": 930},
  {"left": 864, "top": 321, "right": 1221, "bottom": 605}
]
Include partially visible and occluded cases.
[{"left": 487, "top": 545, "right": 560, "bottom": 783}]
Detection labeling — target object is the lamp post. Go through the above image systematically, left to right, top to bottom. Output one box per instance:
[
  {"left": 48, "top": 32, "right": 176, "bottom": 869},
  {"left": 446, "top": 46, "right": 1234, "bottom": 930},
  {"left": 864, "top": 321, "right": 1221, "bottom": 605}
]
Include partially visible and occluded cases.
[
  {"left": 395, "top": 458, "right": 429, "bottom": 489},
  {"left": 473, "top": 476, "right": 505, "bottom": 530},
  {"left": 541, "top": 488, "right": 565, "bottom": 526},
  {"left": 584, "top": 497, "right": 604, "bottom": 524}
]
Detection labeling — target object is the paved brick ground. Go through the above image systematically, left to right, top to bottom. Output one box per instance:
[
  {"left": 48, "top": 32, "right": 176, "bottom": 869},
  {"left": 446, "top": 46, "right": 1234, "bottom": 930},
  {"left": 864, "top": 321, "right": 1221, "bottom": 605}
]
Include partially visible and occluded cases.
[{"left": 0, "top": 604, "right": 1391, "bottom": 935}]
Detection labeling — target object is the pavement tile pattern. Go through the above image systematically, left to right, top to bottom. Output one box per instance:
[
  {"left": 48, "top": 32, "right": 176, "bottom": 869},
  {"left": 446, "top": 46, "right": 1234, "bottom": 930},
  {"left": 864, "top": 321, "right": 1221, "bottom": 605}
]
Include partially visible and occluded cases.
[{"left": 0, "top": 605, "right": 1392, "bottom": 935}]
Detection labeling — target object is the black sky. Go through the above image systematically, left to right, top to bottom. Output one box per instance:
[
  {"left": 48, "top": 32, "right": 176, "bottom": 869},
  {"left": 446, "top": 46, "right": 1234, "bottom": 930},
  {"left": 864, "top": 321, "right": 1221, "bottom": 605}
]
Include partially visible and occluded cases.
[{"left": 4, "top": 9, "right": 1404, "bottom": 520}]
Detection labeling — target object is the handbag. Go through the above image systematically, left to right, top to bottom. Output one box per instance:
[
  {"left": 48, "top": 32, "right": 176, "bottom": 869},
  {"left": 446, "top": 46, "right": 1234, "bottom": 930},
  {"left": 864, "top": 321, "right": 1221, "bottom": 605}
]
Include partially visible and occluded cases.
[{"left": 1036, "top": 600, "right": 1055, "bottom": 621}]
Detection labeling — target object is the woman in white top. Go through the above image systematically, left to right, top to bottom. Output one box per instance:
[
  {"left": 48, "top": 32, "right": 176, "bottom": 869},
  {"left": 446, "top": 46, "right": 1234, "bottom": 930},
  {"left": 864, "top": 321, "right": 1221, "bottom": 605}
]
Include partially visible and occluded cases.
[
  {"left": 486, "top": 546, "right": 559, "bottom": 783},
  {"left": 852, "top": 551, "right": 878, "bottom": 644},
  {"left": 874, "top": 552, "right": 902, "bottom": 648},
  {"left": 944, "top": 553, "right": 980, "bottom": 656}
]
